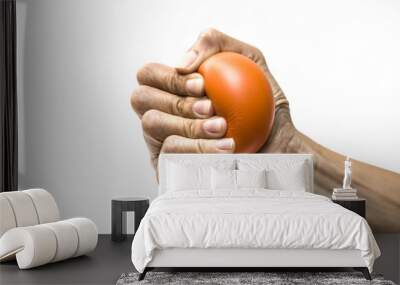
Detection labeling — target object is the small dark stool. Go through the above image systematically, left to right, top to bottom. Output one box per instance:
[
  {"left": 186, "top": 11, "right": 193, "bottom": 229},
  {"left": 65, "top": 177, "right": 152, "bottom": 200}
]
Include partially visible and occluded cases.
[
  {"left": 111, "top": 197, "right": 149, "bottom": 242},
  {"left": 332, "top": 198, "right": 366, "bottom": 218}
]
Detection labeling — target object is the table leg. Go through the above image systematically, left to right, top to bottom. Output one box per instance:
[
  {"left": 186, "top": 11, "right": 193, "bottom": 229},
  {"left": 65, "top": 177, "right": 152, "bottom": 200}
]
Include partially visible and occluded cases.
[
  {"left": 112, "top": 202, "right": 126, "bottom": 241},
  {"left": 134, "top": 202, "right": 149, "bottom": 235}
]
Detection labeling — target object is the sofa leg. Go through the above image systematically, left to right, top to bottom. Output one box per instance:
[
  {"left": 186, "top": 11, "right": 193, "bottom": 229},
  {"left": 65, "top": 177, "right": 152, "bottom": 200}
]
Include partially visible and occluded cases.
[
  {"left": 354, "top": 267, "right": 371, "bottom": 280},
  {"left": 138, "top": 268, "right": 147, "bottom": 281}
]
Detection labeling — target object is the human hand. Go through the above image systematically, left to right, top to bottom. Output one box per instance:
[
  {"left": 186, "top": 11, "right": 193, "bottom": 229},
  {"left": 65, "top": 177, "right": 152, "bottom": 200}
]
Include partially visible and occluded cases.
[
  {"left": 131, "top": 28, "right": 298, "bottom": 170},
  {"left": 176, "top": 28, "right": 298, "bottom": 154},
  {"left": 131, "top": 29, "right": 400, "bottom": 232},
  {"left": 131, "top": 63, "right": 234, "bottom": 170}
]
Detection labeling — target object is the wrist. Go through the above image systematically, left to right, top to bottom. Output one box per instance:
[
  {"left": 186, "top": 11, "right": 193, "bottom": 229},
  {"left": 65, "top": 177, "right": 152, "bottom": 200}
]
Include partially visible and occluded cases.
[
  {"left": 260, "top": 107, "right": 297, "bottom": 153},
  {"left": 286, "top": 129, "right": 303, "bottom": 153},
  {"left": 290, "top": 131, "right": 322, "bottom": 167}
]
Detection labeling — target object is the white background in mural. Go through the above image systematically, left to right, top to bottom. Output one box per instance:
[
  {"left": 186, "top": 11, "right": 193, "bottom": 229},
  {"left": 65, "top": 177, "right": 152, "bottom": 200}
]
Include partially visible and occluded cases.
[{"left": 16, "top": 0, "right": 400, "bottom": 232}]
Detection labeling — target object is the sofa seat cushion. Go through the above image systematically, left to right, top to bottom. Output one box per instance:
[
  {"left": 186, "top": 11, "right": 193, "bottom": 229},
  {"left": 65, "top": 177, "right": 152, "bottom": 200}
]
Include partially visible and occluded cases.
[{"left": 0, "top": 218, "right": 97, "bottom": 269}]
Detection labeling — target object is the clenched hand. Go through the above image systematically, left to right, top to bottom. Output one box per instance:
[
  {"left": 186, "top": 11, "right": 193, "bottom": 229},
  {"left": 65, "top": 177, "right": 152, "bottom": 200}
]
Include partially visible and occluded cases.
[{"left": 131, "top": 28, "right": 296, "bottom": 170}]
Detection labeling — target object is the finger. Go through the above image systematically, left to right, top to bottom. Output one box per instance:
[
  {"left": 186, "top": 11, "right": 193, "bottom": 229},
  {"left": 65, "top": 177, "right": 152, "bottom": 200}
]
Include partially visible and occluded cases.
[
  {"left": 175, "top": 28, "right": 289, "bottom": 108},
  {"left": 176, "top": 28, "right": 266, "bottom": 74},
  {"left": 137, "top": 62, "right": 204, "bottom": 97},
  {"left": 131, "top": 85, "right": 214, "bottom": 119},
  {"left": 141, "top": 109, "right": 227, "bottom": 142},
  {"left": 142, "top": 132, "right": 163, "bottom": 171},
  {"left": 161, "top": 135, "right": 235, "bottom": 154}
]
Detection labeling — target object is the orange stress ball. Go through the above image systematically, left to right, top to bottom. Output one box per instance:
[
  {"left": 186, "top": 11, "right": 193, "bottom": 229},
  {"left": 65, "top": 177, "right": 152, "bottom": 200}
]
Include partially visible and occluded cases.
[{"left": 198, "top": 52, "right": 275, "bottom": 153}]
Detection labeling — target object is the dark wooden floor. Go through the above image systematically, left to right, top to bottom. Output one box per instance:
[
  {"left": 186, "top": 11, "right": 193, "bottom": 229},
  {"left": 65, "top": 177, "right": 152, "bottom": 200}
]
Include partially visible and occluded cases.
[
  {"left": 1, "top": 234, "right": 397, "bottom": 284},
  {"left": 0, "top": 235, "right": 134, "bottom": 285}
]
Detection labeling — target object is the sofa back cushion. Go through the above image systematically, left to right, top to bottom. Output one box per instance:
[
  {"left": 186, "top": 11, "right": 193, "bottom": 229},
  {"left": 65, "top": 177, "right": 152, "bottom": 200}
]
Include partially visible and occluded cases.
[{"left": 0, "top": 189, "right": 60, "bottom": 238}]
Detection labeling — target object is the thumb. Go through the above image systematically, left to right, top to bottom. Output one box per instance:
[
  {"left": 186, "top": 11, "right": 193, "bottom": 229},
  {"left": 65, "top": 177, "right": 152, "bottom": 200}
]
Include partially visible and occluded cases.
[{"left": 176, "top": 28, "right": 265, "bottom": 74}]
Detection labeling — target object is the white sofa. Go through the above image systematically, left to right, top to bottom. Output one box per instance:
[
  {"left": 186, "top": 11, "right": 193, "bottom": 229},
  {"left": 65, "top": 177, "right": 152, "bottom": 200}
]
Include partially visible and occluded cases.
[{"left": 0, "top": 189, "right": 98, "bottom": 269}]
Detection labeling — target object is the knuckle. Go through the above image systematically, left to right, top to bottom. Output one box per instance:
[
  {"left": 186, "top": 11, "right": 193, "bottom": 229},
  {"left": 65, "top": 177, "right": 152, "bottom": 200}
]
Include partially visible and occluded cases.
[
  {"left": 198, "top": 28, "right": 220, "bottom": 47},
  {"left": 200, "top": 28, "right": 219, "bottom": 39},
  {"left": 248, "top": 47, "right": 267, "bottom": 66},
  {"left": 252, "top": 47, "right": 263, "bottom": 57},
  {"left": 254, "top": 47, "right": 267, "bottom": 63},
  {"left": 136, "top": 63, "right": 156, "bottom": 85},
  {"left": 165, "top": 70, "right": 180, "bottom": 93},
  {"left": 130, "top": 85, "right": 149, "bottom": 113},
  {"left": 130, "top": 90, "right": 139, "bottom": 112},
  {"left": 174, "top": 97, "right": 186, "bottom": 115},
  {"left": 141, "top": 109, "right": 160, "bottom": 133},
  {"left": 183, "top": 119, "right": 198, "bottom": 138},
  {"left": 161, "top": 135, "right": 179, "bottom": 153},
  {"left": 195, "top": 139, "right": 205, "bottom": 153}
]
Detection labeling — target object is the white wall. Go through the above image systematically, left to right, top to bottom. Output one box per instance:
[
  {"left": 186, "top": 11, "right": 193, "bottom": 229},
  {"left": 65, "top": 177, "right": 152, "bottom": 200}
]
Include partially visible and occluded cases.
[
  {"left": 16, "top": 0, "right": 157, "bottom": 234},
  {"left": 17, "top": 0, "right": 400, "bottom": 231}
]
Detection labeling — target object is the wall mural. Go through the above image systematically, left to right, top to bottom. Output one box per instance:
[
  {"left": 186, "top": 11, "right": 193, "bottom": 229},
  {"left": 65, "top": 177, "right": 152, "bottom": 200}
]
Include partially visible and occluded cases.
[{"left": 130, "top": 29, "right": 400, "bottom": 233}]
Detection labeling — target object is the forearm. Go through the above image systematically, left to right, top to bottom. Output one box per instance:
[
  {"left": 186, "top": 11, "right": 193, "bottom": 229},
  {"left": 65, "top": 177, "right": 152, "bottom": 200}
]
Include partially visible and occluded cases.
[{"left": 293, "top": 131, "right": 400, "bottom": 233}]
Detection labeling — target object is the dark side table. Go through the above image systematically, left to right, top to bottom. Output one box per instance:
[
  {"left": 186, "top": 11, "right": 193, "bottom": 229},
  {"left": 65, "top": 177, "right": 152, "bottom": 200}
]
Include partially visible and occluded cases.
[
  {"left": 111, "top": 197, "right": 149, "bottom": 242},
  {"left": 332, "top": 198, "right": 366, "bottom": 218}
]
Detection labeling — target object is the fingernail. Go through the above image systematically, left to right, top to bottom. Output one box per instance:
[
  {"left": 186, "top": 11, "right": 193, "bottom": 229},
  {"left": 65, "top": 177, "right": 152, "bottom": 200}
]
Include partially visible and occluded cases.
[
  {"left": 177, "top": 50, "right": 197, "bottom": 69},
  {"left": 186, "top": 77, "right": 204, "bottom": 96},
  {"left": 193, "top": 100, "right": 212, "bottom": 117},
  {"left": 203, "top": 118, "right": 226, "bottom": 133},
  {"left": 216, "top": 138, "right": 235, "bottom": 150}
]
